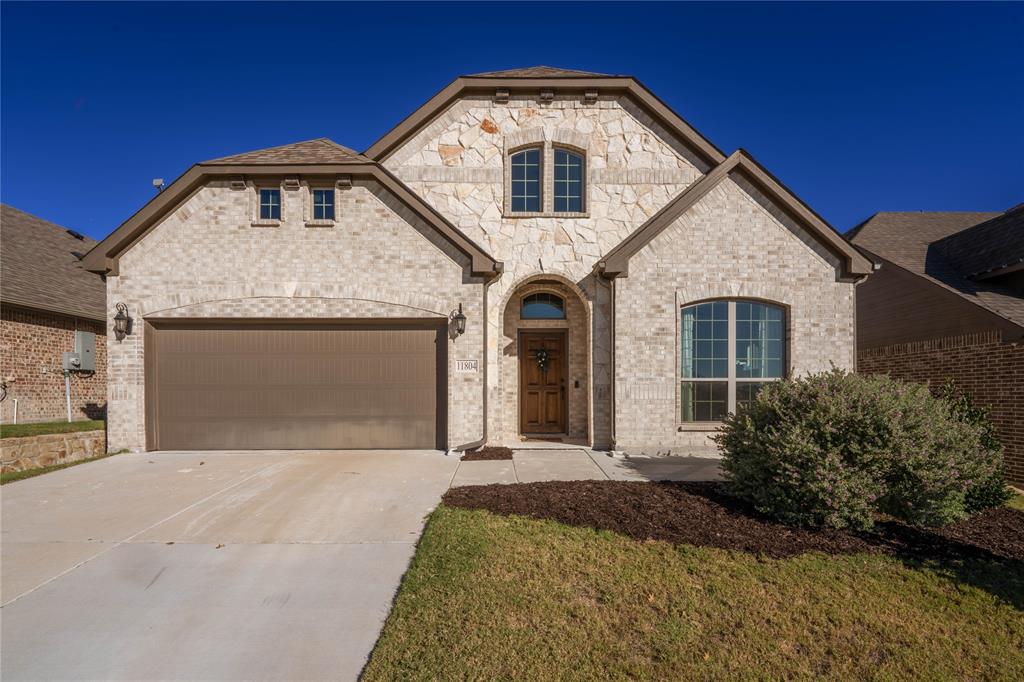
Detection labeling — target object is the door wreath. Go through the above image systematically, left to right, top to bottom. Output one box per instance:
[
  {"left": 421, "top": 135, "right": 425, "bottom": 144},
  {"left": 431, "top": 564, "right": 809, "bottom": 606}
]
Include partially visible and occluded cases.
[{"left": 535, "top": 348, "right": 550, "bottom": 373}]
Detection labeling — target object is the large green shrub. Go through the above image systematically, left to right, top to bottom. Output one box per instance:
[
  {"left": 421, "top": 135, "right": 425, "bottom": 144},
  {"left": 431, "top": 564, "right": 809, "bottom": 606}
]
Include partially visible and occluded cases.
[
  {"left": 714, "top": 369, "right": 1005, "bottom": 530},
  {"left": 939, "top": 381, "right": 1013, "bottom": 512}
]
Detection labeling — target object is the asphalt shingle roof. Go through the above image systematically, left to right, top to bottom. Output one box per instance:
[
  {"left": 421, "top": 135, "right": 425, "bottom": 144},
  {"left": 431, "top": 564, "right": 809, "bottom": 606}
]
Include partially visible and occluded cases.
[
  {"left": 464, "top": 66, "right": 619, "bottom": 78},
  {"left": 202, "top": 138, "right": 369, "bottom": 165},
  {"left": 1, "top": 204, "right": 106, "bottom": 321},
  {"left": 848, "top": 209, "right": 1024, "bottom": 328}
]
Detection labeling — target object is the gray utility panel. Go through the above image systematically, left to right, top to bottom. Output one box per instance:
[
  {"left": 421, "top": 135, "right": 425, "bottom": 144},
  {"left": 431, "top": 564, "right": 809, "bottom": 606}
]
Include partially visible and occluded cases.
[{"left": 62, "top": 331, "right": 97, "bottom": 372}]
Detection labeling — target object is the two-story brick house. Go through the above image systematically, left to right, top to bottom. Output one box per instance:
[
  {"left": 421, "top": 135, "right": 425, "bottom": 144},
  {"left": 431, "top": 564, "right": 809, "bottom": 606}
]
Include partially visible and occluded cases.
[{"left": 82, "top": 67, "right": 872, "bottom": 454}]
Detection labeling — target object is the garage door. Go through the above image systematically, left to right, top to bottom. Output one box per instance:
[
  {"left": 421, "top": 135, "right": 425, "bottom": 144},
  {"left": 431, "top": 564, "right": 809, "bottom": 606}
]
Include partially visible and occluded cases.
[{"left": 145, "top": 322, "right": 445, "bottom": 450}]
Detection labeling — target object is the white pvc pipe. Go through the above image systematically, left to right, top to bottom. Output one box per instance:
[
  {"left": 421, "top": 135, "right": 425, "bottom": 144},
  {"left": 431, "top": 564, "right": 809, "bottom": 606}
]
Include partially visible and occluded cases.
[
  {"left": 64, "top": 372, "right": 72, "bottom": 423},
  {"left": 12, "top": 398, "right": 18, "bottom": 424}
]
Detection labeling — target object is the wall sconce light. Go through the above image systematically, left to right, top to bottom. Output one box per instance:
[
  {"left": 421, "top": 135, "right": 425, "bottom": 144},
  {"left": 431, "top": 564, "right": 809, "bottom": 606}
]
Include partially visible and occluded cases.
[
  {"left": 113, "top": 302, "right": 133, "bottom": 342},
  {"left": 450, "top": 303, "right": 467, "bottom": 336}
]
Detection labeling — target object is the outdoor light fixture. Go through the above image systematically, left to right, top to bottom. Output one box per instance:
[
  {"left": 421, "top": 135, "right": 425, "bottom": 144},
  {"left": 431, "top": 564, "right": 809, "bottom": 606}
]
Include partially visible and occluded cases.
[
  {"left": 113, "top": 302, "right": 132, "bottom": 342},
  {"left": 451, "top": 303, "right": 467, "bottom": 336}
]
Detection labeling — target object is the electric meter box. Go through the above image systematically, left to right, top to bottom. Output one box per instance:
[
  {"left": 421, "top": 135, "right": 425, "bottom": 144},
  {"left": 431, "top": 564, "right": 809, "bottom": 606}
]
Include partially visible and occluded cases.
[{"left": 64, "top": 331, "right": 97, "bottom": 372}]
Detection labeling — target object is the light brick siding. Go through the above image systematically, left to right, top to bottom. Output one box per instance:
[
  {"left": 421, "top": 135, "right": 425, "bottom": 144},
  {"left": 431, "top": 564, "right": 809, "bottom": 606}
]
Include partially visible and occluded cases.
[
  {"left": 613, "top": 177, "right": 856, "bottom": 454},
  {"left": 106, "top": 180, "right": 486, "bottom": 452},
  {"left": 1, "top": 306, "right": 107, "bottom": 424},
  {"left": 858, "top": 331, "right": 1024, "bottom": 486}
]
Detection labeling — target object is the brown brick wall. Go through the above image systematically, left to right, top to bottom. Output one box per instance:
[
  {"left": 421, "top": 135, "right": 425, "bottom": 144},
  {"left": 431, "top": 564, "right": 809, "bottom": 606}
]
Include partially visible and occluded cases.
[
  {"left": 0, "top": 306, "right": 108, "bottom": 424},
  {"left": 858, "top": 330, "right": 1024, "bottom": 486}
]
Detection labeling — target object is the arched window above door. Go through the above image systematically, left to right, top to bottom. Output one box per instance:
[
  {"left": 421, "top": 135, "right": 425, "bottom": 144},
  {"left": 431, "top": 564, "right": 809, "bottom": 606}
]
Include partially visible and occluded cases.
[{"left": 521, "top": 292, "right": 566, "bottom": 319}]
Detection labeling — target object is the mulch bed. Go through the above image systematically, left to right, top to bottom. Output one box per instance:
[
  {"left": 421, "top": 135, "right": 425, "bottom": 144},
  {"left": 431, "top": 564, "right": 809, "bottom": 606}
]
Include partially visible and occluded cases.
[
  {"left": 460, "top": 446, "right": 514, "bottom": 462},
  {"left": 443, "top": 480, "right": 1024, "bottom": 561}
]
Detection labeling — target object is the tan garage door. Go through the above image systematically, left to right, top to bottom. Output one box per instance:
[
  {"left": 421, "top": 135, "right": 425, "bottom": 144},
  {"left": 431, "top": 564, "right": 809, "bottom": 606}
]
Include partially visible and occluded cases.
[{"left": 145, "top": 321, "right": 445, "bottom": 450}]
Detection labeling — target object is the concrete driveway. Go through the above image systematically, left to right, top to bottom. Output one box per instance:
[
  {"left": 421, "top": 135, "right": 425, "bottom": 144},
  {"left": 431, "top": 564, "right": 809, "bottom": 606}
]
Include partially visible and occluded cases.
[{"left": 1, "top": 450, "right": 459, "bottom": 681}]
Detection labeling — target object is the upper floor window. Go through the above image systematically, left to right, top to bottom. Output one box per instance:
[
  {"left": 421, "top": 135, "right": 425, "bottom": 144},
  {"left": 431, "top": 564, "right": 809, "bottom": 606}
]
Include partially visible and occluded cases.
[
  {"left": 510, "top": 148, "right": 542, "bottom": 213},
  {"left": 553, "top": 148, "right": 584, "bottom": 213},
  {"left": 259, "top": 188, "right": 281, "bottom": 221},
  {"left": 312, "top": 189, "right": 335, "bottom": 220},
  {"left": 521, "top": 292, "right": 565, "bottom": 319},
  {"left": 680, "top": 300, "right": 785, "bottom": 421}
]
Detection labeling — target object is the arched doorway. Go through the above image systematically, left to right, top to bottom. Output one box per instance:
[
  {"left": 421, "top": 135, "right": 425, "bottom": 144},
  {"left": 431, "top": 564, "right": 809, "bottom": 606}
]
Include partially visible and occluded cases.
[{"left": 500, "top": 276, "right": 591, "bottom": 442}]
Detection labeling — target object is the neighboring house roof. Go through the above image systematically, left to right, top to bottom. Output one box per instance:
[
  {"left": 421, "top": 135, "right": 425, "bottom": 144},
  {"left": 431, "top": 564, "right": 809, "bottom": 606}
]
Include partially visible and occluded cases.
[
  {"left": 363, "top": 65, "right": 727, "bottom": 167},
  {"left": 465, "top": 66, "right": 619, "bottom": 78},
  {"left": 203, "top": 138, "right": 369, "bottom": 165},
  {"left": 80, "top": 140, "right": 500, "bottom": 278},
  {"left": 598, "top": 150, "right": 874, "bottom": 279},
  {"left": 1, "top": 204, "right": 106, "bottom": 322},
  {"left": 931, "top": 204, "right": 1024, "bottom": 279},
  {"left": 848, "top": 207, "right": 1024, "bottom": 328},
  {"left": 845, "top": 211, "right": 1000, "bottom": 272}
]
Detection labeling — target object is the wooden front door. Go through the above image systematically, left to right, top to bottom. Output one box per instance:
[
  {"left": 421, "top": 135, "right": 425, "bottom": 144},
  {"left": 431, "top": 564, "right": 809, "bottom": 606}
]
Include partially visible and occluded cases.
[{"left": 519, "top": 331, "right": 567, "bottom": 434}]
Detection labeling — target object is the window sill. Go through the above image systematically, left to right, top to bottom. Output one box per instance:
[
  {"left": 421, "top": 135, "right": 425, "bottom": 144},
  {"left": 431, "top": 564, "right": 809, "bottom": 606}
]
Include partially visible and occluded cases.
[
  {"left": 503, "top": 211, "right": 590, "bottom": 219},
  {"left": 305, "top": 219, "right": 335, "bottom": 228},
  {"left": 251, "top": 220, "right": 280, "bottom": 227},
  {"left": 677, "top": 422, "right": 723, "bottom": 432}
]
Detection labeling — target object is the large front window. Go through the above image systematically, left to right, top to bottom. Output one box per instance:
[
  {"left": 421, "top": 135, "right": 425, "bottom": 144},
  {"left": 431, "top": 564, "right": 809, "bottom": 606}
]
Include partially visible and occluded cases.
[{"left": 680, "top": 300, "right": 785, "bottom": 421}]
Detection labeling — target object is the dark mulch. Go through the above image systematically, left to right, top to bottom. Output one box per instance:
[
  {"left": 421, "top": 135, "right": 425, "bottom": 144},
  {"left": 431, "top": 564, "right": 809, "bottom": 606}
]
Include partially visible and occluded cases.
[
  {"left": 460, "top": 446, "right": 514, "bottom": 462},
  {"left": 443, "top": 480, "right": 1024, "bottom": 562}
]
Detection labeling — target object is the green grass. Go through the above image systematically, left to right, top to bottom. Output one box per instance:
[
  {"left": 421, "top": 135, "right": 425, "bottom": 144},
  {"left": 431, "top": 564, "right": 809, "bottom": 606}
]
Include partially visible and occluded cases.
[
  {"left": 0, "top": 419, "right": 104, "bottom": 439},
  {"left": 0, "top": 451, "right": 121, "bottom": 484},
  {"left": 364, "top": 505, "right": 1024, "bottom": 681}
]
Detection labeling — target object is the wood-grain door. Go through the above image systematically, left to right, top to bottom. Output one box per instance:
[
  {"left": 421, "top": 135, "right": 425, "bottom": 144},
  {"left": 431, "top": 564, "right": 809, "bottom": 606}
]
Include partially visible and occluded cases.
[{"left": 519, "top": 331, "right": 566, "bottom": 434}]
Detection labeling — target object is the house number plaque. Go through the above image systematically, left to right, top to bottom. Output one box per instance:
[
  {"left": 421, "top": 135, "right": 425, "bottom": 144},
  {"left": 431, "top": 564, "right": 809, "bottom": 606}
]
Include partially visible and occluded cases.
[{"left": 455, "top": 359, "right": 479, "bottom": 373}]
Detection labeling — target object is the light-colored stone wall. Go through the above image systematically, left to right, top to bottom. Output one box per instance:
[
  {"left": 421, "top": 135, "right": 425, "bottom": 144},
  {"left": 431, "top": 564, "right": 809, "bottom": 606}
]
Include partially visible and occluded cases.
[
  {"left": 385, "top": 94, "right": 710, "bottom": 447},
  {"left": 613, "top": 175, "right": 856, "bottom": 454},
  {"left": 107, "top": 179, "right": 486, "bottom": 451},
  {"left": 1, "top": 429, "right": 106, "bottom": 473}
]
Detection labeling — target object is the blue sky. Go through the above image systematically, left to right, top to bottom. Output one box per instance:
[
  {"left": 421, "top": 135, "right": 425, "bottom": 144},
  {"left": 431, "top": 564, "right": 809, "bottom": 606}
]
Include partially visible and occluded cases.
[{"left": 2, "top": 1, "right": 1022, "bottom": 241}]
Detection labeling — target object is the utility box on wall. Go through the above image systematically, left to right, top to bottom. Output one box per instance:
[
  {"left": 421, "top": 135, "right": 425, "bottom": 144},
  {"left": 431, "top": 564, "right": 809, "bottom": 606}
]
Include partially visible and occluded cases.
[{"left": 62, "top": 331, "right": 97, "bottom": 372}]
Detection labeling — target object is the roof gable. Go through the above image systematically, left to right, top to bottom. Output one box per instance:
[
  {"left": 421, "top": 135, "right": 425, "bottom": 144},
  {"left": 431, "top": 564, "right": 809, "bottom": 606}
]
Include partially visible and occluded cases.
[
  {"left": 364, "top": 70, "right": 726, "bottom": 167},
  {"left": 598, "top": 150, "right": 873, "bottom": 279},
  {"left": 81, "top": 152, "right": 499, "bottom": 278},
  {"left": 1, "top": 204, "right": 106, "bottom": 321}
]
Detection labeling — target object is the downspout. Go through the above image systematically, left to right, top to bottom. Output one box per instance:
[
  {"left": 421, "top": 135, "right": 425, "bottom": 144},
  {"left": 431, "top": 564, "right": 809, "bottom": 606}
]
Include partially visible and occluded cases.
[{"left": 609, "top": 275, "right": 617, "bottom": 449}]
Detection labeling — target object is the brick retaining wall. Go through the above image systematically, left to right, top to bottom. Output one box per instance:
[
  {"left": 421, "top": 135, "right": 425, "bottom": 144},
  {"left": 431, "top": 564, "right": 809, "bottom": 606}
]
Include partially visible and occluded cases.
[{"left": 858, "top": 331, "right": 1024, "bottom": 486}]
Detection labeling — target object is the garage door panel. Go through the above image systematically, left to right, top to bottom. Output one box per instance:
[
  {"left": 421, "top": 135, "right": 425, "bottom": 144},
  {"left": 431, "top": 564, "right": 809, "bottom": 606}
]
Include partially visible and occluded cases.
[{"left": 147, "top": 324, "right": 443, "bottom": 450}]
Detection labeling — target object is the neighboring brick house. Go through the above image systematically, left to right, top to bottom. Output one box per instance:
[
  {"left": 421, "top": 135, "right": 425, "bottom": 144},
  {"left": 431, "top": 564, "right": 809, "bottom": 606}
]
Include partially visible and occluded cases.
[
  {"left": 81, "top": 66, "right": 872, "bottom": 454},
  {"left": 1, "top": 205, "right": 107, "bottom": 424},
  {"left": 849, "top": 206, "right": 1024, "bottom": 485}
]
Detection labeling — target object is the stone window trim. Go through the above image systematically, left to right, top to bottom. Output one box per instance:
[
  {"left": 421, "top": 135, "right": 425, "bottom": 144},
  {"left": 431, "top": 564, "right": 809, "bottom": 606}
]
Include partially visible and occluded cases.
[
  {"left": 502, "top": 131, "right": 591, "bottom": 218},
  {"left": 250, "top": 181, "right": 283, "bottom": 227},
  {"left": 304, "top": 182, "right": 338, "bottom": 228},
  {"left": 675, "top": 295, "right": 790, "bottom": 427}
]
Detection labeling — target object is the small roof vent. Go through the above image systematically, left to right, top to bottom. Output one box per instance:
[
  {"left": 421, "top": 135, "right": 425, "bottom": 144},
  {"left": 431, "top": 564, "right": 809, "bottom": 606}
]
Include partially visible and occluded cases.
[{"left": 66, "top": 229, "right": 85, "bottom": 240}]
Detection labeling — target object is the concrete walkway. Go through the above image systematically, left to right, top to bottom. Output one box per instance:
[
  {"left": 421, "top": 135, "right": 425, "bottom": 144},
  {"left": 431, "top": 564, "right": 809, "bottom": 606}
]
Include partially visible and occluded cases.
[
  {"left": 451, "top": 448, "right": 722, "bottom": 487},
  {"left": 1, "top": 450, "right": 459, "bottom": 681}
]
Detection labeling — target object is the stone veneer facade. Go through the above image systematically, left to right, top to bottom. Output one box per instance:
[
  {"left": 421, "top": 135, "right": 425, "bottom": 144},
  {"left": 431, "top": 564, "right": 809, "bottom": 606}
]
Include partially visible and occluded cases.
[{"left": 104, "top": 87, "right": 858, "bottom": 454}]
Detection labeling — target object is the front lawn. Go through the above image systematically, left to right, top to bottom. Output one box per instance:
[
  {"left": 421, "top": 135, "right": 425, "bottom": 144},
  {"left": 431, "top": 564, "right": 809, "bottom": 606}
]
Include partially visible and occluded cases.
[
  {"left": 0, "top": 419, "right": 104, "bottom": 439},
  {"left": 364, "top": 483, "right": 1024, "bottom": 681}
]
